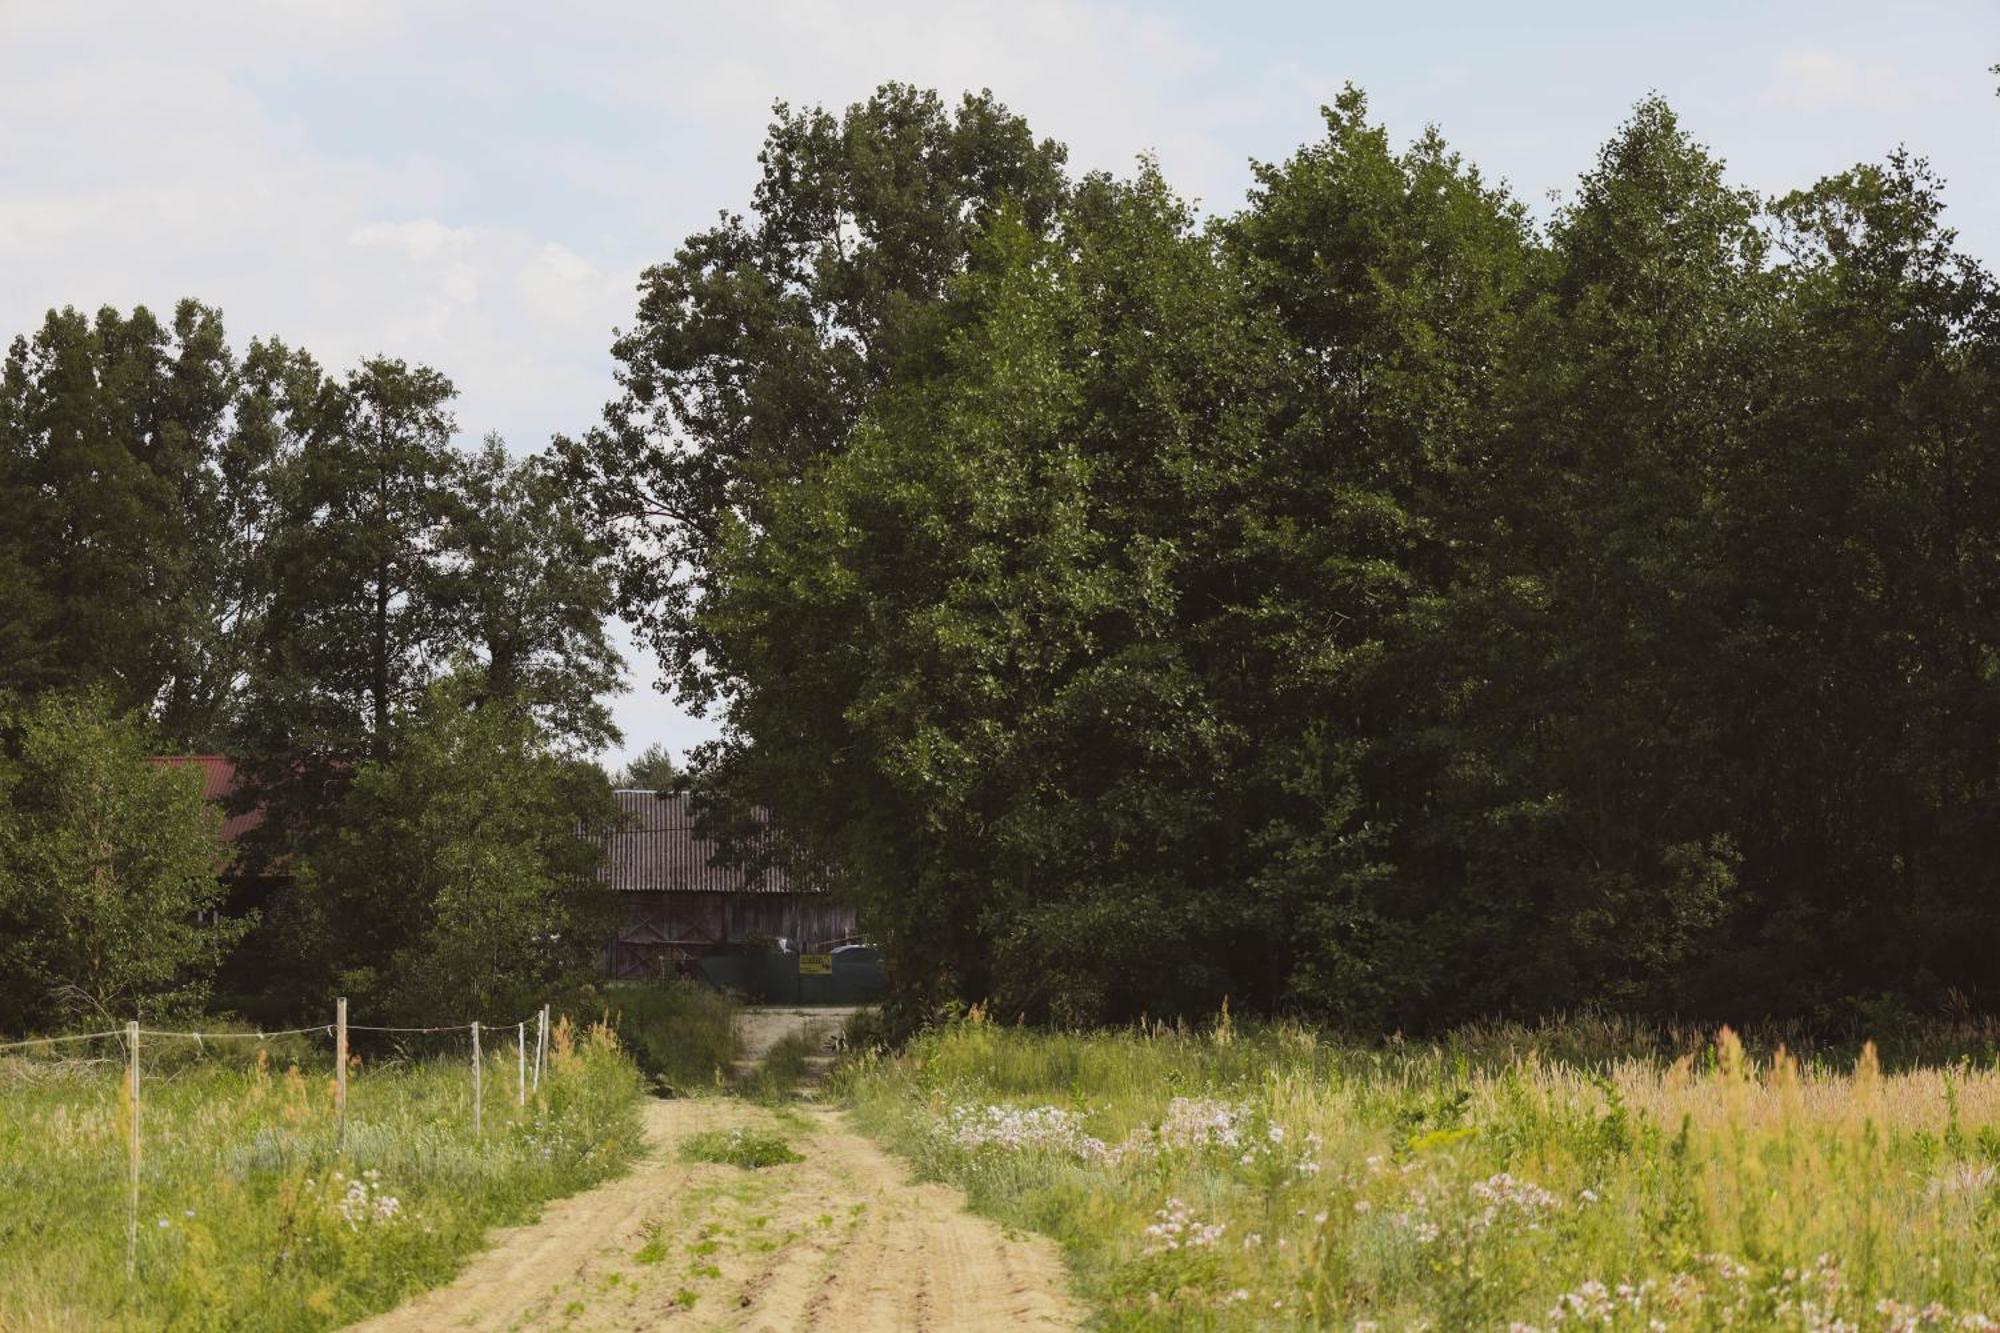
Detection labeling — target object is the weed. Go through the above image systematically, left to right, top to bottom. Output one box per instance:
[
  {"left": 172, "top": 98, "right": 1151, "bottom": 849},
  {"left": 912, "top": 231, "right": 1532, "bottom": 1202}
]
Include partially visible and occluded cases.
[
  {"left": 843, "top": 1020, "right": 2000, "bottom": 1330},
  {"left": 0, "top": 1022, "right": 644, "bottom": 1330},
  {"left": 741, "top": 1032, "right": 817, "bottom": 1103},
  {"left": 679, "top": 1126, "right": 803, "bottom": 1169}
]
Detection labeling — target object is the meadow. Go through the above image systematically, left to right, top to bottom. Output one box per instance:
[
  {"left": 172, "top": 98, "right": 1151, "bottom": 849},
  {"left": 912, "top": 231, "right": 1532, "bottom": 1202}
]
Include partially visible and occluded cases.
[
  {"left": 839, "top": 1011, "right": 2000, "bottom": 1331},
  {"left": 0, "top": 1019, "right": 643, "bottom": 1331}
]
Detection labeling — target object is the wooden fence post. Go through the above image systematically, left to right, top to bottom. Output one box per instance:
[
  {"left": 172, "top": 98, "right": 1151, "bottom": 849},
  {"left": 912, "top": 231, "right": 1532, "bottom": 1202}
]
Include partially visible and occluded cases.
[
  {"left": 335, "top": 997, "right": 348, "bottom": 1152},
  {"left": 531, "top": 1006, "right": 546, "bottom": 1092},
  {"left": 125, "top": 1020, "right": 140, "bottom": 1279},
  {"left": 516, "top": 1020, "right": 526, "bottom": 1108},
  {"left": 470, "top": 1021, "right": 483, "bottom": 1138}
]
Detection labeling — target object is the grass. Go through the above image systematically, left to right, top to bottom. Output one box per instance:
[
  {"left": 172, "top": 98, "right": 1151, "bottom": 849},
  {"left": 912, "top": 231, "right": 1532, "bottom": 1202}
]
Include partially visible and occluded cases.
[
  {"left": 573, "top": 980, "right": 741, "bottom": 1096},
  {"left": 837, "top": 1011, "right": 2000, "bottom": 1330},
  {"left": 0, "top": 1016, "right": 644, "bottom": 1331},
  {"left": 741, "top": 1031, "right": 817, "bottom": 1104},
  {"left": 678, "top": 1126, "right": 803, "bottom": 1169}
]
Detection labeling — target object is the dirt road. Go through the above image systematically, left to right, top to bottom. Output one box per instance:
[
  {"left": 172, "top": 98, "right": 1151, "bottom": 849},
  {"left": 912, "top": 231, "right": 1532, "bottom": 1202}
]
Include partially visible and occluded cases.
[
  {"left": 731, "top": 1006, "right": 860, "bottom": 1083},
  {"left": 348, "top": 1097, "right": 1080, "bottom": 1332}
]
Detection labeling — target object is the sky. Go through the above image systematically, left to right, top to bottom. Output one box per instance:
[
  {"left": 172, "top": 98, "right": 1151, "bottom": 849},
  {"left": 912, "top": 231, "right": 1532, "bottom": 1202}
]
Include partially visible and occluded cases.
[{"left": 4, "top": 0, "right": 1997, "bottom": 766}]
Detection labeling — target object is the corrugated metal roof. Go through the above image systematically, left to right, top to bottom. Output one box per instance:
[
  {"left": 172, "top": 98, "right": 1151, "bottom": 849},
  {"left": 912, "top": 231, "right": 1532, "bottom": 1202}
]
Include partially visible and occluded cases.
[
  {"left": 152, "top": 755, "right": 265, "bottom": 843},
  {"left": 592, "top": 791, "right": 802, "bottom": 895}
]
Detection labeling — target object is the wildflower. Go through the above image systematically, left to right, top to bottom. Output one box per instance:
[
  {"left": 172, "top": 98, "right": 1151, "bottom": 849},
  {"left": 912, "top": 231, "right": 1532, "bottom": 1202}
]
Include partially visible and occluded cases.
[
  {"left": 944, "top": 1105, "right": 1107, "bottom": 1162},
  {"left": 1577, "top": 1188, "right": 1599, "bottom": 1206},
  {"left": 1142, "top": 1198, "right": 1224, "bottom": 1253},
  {"left": 1352, "top": 1200, "right": 1371, "bottom": 1214}
]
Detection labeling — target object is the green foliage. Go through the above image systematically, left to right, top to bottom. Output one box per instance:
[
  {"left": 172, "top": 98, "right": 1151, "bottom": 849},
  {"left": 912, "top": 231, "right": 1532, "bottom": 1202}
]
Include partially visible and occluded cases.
[
  {"left": 583, "top": 81, "right": 2000, "bottom": 1030},
  {"left": 0, "top": 302, "right": 247, "bottom": 746},
  {"left": 253, "top": 356, "right": 458, "bottom": 764},
  {"left": 439, "top": 436, "right": 623, "bottom": 755},
  {"left": 294, "top": 677, "right": 622, "bottom": 1022},
  {"left": 0, "top": 692, "right": 243, "bottom": 1029},
  {"left": 613, "top": 742, "right": 679, "bottom": 791},
  {"left": 583, "top": 981, "right": 741, "bottom": 1096},
  {"left": 0, "top": 1019, "right": 643, "bottom": 1330},
  {"left": 740, "top": 1032, "right": 817, "bottom": 1105},
  {"left": 678, "top": 1126, "right": 803, "bottom": 1169}
]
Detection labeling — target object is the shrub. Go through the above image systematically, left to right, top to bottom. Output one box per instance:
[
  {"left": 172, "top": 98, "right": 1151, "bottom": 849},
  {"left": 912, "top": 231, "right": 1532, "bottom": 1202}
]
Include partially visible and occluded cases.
[{"left": 582, "top": 981, "right": 740, "bottom": 1095}]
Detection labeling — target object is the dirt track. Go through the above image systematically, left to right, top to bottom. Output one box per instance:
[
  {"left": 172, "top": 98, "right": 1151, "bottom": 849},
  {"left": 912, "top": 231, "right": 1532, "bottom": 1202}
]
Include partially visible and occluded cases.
[{"left": 347, "top": 1097, "right": 1080, "bottom": 1332}]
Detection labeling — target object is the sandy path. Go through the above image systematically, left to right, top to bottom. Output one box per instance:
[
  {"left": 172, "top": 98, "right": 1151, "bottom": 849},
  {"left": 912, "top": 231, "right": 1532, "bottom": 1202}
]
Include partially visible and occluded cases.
[{"left": 347, "top": 1098, "right": 1080, "bottom": 1332}]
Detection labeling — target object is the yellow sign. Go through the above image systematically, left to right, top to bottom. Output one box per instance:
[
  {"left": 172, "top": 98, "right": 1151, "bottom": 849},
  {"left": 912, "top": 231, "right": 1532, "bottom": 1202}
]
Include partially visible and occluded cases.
[{"left": 799, "top": 953, "right": 833, "bottom": 975}]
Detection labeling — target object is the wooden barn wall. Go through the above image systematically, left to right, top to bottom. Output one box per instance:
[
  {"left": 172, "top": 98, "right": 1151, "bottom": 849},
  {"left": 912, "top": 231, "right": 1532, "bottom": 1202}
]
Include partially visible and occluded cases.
[{"left": 608, "top": 892, "right": 859, "bottom": 980}]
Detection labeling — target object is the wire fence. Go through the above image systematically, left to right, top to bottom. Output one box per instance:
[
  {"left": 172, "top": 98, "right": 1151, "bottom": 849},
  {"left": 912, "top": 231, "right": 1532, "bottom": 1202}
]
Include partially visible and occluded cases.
[{"left": 0, "top": 999, "right": 558, "bottom": 1280}]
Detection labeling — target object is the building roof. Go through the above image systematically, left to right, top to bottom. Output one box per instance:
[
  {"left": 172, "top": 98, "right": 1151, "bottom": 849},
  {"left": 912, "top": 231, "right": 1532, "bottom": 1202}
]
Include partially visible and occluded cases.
[
  {"left": 152, "top": 755, "right": 265, "bottom": 843},
  {"left": 594, "top": 791, "right": 802, "bottom": 895}
]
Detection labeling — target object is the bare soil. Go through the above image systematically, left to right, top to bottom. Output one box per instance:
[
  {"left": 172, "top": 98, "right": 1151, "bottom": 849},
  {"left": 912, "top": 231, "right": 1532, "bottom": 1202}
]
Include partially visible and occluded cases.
[
  {"left": 730, "top": 1006, "right": 858, "bottom": 1085},
  {"left": 347, "top": 1013, "right": 1078, "bottom": 1332}
]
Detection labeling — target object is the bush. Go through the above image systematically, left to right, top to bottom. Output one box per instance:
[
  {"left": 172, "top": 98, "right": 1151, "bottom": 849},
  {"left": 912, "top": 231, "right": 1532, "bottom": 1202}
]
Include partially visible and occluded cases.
[
  {"left": 0, "top": 691, "right": 244, "bottom": 1031},
  {"left": 582, "top": 981, "right": 740, "bottom": 1096}
]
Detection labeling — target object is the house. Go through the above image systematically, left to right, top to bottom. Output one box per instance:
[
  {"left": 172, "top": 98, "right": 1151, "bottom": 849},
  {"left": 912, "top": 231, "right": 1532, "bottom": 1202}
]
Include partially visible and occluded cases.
[
  {"left": 152, "top": 755, "right": 265, "bottom": 844},
  {"left": 592, "top": 790, "right": 858, "bottom": 981}
]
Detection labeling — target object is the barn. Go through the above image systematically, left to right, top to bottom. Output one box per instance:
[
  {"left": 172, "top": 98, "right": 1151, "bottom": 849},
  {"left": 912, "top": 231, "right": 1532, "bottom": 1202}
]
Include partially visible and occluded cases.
[{"left": 593, "top": 790, "right": 858, "bottom": 980}]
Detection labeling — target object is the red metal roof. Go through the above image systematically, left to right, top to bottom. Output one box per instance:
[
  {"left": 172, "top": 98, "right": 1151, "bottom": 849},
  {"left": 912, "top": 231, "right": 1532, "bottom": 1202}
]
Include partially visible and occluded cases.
[
  {"left": 152, "top": 755, "right": 265, "bottom": 844},
  {"left": 594, "top": 791, "right": 800, "bottom": 895}
]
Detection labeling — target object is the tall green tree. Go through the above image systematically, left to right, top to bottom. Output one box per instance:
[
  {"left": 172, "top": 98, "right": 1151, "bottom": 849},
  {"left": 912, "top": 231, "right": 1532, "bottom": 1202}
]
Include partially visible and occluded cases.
[
  {"left": 560, "top": 84, "right": 1070, "bottom": 712},
  {"left": 0, "top": 303, "right": 237, "bottom": 734},
  {"left": 249, "top": 356, "right": 459, "bottom": 764},
  {"left": 440, "top": 436, "right": 623, "bottom": 753},
  {"left": 296, "top": 676, "right": 621, "bottom": 1021},
  {"left": 0, "top": 692, "right": 241, "bottom": 1030}
]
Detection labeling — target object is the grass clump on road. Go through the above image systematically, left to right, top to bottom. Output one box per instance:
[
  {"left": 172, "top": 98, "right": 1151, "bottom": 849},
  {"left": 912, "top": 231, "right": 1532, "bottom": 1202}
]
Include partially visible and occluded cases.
[
  {"left": 840, "top": 1013, "right": 2000, "bottom": 1330},
  {"left": 0, "top": 1017, "right": 643, "bottom": 1331},
  {"left": 679, "top": 1125, "right": 803, "bottom": 1169}
]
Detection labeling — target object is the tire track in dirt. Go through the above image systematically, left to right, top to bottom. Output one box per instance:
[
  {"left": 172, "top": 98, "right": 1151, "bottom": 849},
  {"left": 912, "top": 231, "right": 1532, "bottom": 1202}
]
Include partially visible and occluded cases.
[{"left": 346, "top": 1098, "right": 1079, "bottom": 1332}]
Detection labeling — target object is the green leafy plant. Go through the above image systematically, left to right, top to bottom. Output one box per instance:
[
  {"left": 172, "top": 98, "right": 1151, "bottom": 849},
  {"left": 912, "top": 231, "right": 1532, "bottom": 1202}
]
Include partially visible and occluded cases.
[{"left": 678, "top": 1126, "right": 802, "bottom": 1169}]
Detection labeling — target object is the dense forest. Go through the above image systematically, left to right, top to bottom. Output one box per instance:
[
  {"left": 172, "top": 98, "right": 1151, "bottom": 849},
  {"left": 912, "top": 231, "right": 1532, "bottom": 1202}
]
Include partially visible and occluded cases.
[
  {"left": 5, "top": 81, "right": 1997, "bottom": 1036},
  {"left": 564, "top": 83, "right": 2000, "bottom": 1031},
  {"left": 0, "top": 312, "right": 624, "bottom": 1029}
]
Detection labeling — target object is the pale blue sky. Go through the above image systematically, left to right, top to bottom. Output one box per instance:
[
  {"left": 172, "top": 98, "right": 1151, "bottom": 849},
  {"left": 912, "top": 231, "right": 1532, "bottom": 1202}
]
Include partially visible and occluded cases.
[{"left": 4, "top": 0, "right": 1996, "bottom": 764}]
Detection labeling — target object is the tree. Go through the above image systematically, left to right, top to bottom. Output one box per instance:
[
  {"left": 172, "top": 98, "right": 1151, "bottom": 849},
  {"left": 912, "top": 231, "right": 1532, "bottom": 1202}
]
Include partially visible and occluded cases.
[
  {"left": 560, "top": 84, "right": 1070, "bottom": 712},
  {"left": 0, "top": 302, "right": 238, "bottom": 735},
  {"left": 233, "top": 355, "right": 461, "bottom": 873},
  {"left": 248, "top": 356, "right": 459, "bottom": 765},
  {"left": 440, "top": 436, "right": 623, "bottom": 753},
  {"left": 296, "top": 676, "right": 622, "bottom": 1021},
  {"left": 0, "top": 692, "right": 241, "bottom": 1030},
  {"left": 615, "top": 743, "right": 679, "bottom": 790}
]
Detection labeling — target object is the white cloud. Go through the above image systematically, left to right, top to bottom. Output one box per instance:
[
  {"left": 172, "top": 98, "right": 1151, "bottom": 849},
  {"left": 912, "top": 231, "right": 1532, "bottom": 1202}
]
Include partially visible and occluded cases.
[{"left": 1766, "top": 49, "right": 1925, "bottom": 113}]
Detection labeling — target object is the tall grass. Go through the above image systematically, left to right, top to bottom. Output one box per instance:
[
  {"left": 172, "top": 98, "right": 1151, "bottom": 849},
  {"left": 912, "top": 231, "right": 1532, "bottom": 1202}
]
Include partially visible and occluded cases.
[
  {"left": 578, "top": 981, "right": 741, "bottom": 1096},
  {"left": 839, "top": 1014, "right": 2000, "bottom": 1330},
  {"left": 0, "top": 1018, "right": 643, "bottom": 1331}
]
